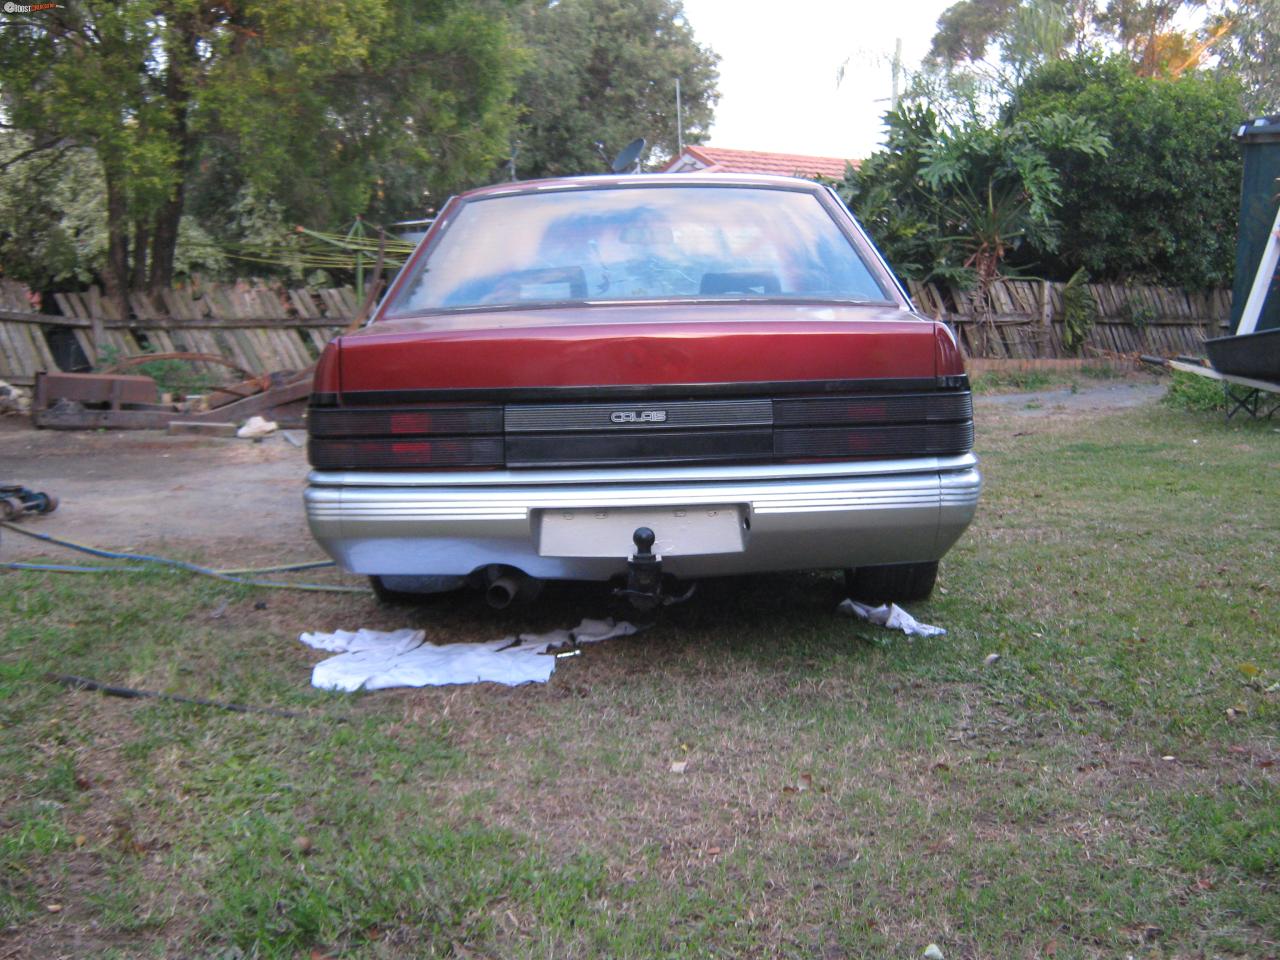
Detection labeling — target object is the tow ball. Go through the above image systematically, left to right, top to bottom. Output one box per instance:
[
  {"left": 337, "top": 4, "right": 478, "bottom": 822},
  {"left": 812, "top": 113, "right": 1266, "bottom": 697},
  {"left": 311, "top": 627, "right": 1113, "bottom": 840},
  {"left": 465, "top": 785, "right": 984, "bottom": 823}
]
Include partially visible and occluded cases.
[{"left": 614, "top": 527, "right": 696, "bottom": 611}]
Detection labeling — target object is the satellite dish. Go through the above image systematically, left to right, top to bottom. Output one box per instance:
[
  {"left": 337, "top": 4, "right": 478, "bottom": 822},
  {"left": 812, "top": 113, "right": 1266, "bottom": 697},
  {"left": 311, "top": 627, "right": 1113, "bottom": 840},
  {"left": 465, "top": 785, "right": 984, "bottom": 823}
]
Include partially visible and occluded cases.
[{"left": 610, "top": 137, "right": 646, "bottom": 174}]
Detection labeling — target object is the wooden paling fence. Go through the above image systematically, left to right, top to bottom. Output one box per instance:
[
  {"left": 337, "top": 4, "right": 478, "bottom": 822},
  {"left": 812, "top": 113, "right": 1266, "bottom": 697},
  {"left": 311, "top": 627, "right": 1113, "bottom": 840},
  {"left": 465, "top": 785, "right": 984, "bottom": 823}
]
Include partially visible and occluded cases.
[
  {"left": 0, "top": 277, "right": 1235, "bottom": 387},
  {"left": 907, "top": 279, "right": 1232, "bottom": 360},
  {"left": 0, "top": 281, "right": 354, "bottom": 385},
  {"left": 0, "top": 282, "right": 60, "bottom": 381}
]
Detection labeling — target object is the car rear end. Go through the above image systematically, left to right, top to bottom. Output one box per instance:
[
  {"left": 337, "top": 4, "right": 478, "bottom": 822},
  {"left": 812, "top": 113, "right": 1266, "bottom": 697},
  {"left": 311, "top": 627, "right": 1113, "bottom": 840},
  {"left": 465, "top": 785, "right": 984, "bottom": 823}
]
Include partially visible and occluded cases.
[{"left": 303, "top": 175, "right": 980, "bottom": 602}]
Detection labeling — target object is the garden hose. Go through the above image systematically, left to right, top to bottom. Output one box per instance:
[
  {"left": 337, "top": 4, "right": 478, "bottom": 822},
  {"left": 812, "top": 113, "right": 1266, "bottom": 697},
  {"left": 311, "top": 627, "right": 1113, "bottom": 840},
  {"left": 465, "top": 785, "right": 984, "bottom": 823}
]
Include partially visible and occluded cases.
[
  {"left": 0, "top": 520, "right": 369, "bottom": 594},
  {"left": 48, "top": 673, "right": 318, "bottom": 719}
]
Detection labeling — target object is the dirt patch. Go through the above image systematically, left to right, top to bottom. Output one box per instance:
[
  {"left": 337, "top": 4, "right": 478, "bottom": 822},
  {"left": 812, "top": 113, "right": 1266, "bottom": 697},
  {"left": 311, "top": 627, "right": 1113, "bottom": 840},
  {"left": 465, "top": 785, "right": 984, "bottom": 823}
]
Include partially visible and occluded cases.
[
  {"left": 975, "top": 379, "right": 1166, "bottom": 414},
  {"left": 0, "top": 418, "right": 313, "bottom": 563}
]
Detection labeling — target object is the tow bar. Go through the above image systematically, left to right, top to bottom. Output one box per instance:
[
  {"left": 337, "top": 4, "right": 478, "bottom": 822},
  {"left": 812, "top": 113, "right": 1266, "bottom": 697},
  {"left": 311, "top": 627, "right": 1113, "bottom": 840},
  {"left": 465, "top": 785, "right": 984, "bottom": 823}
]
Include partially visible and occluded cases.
[{"left": 614, "top": 527, "right": 696, "bottom": 611}]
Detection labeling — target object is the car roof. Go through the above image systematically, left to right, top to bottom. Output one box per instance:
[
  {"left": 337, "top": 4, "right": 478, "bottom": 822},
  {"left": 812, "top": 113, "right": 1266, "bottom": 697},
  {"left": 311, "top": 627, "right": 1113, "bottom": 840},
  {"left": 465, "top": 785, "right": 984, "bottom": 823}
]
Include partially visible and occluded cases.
[{"left": 456, "top": 172, "right": 829, "bottom": 201}]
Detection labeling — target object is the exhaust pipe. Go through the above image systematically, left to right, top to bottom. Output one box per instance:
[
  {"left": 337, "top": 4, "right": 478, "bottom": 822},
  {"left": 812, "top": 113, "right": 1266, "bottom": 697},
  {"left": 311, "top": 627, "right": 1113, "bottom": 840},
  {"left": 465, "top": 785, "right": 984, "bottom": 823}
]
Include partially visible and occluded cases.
[
  {"left": 482, "top": 567, "right": 543, "bottom": 609},
  {"left": 485, "top": 574, "right": 520, "bottom": 609}
]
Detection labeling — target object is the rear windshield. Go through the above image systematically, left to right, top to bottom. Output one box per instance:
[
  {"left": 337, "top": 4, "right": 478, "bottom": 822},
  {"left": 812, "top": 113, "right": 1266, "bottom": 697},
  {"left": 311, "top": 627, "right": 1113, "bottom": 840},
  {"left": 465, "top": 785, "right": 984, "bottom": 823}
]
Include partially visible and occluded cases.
[{"left": 384, "top": 184, "right": 891, "bottom": 315}]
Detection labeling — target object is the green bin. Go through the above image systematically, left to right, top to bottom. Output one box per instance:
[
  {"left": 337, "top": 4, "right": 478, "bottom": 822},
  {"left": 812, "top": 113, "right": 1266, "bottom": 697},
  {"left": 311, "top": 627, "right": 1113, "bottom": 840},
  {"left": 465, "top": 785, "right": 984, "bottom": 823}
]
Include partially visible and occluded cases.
[{"left": 1230, "top": 115, "right": 1280, "bottom": 334}]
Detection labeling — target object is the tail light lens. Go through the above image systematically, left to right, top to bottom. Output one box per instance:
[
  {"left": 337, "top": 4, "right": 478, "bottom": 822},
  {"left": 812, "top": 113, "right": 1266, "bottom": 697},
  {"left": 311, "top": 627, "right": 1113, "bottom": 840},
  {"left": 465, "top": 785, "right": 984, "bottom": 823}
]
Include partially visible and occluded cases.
[
  {"left": 773, "top": 391, "right": 973, "bottom": 461},
  {"left": 773, "top": 392, "right": 971, "bottom": 425},
  {"left": 308, "top": 405, "right": 503, "bottom": 470},
  {"left": 309, "top": 407, "right": 502, "bottom": 437},
  {"left": 774, "top": 422, "right": 974, "bottom": 459},
  {"left": 309, "top": 437, "right": 503, "bottom": 470}
]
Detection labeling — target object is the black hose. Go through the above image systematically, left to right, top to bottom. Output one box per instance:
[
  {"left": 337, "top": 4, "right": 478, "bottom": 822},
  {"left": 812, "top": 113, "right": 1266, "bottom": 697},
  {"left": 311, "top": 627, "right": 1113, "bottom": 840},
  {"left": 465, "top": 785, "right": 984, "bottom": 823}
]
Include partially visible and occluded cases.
[{"left": 46, "top": 673, "right": 335, "bottom": 720}]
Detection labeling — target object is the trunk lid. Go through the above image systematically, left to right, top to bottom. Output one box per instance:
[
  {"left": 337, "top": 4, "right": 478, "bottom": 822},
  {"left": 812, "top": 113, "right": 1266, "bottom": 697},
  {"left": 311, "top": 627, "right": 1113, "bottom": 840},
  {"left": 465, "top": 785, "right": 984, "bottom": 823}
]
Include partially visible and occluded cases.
[{"left": 336, "top": 303, "right": 940, "bottom": 394}]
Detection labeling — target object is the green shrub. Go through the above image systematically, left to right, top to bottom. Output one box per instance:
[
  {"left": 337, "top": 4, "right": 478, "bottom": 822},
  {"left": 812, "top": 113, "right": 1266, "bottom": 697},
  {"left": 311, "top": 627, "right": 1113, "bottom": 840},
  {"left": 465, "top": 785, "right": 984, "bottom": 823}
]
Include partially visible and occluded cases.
[
  {"left": 1008, "top": 56, "right": 1243, "bottom": 289},
  {"left": 1060, "top": 267, "right": 1095, "bottom": 355},
  {"left": 134, "top": 358, "right": 225, "bottom": 398},
  {"left": 970, "top": 370, "right": 1054, "bottom": 393},
  {"left": 1161, "top": 371, "right": 1226, "bottom": 412}
]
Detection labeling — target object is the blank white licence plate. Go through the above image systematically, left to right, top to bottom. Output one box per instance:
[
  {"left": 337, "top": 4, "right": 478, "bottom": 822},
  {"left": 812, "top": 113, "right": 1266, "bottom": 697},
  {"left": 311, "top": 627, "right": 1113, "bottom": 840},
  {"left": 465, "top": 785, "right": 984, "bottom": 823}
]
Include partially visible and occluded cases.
[{"left": 537, "top": 505, "right": 746, "bottom": 558}]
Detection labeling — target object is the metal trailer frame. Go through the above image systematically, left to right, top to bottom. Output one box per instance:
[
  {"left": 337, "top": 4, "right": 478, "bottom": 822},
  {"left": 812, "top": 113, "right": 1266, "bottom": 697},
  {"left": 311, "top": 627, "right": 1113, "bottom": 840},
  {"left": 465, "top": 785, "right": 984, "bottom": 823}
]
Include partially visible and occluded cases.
[{"left": 1167, "top": 358, "right": 1280, "bottom": 421}]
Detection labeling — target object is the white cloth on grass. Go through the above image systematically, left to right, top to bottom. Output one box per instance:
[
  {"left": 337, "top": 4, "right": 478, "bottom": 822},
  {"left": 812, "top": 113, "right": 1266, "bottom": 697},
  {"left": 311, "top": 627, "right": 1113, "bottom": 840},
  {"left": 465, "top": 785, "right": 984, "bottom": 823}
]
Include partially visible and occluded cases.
[
  {"left": 837, "top": 599, "right": 946, "bottom": 638},
  {"left": 298, "top": 618, "right": 638, "bottom": 691},
  {"left": 299, "top": 627, "right": 425, "bottom": 655}
]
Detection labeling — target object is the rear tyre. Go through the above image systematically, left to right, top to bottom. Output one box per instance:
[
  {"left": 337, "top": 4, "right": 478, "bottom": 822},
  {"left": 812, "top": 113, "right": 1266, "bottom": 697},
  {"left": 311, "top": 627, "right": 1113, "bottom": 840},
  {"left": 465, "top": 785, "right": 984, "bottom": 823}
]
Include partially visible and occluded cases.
[
  {"left": 844, "top": 561, "right": 938, "bottom": 604},
  {"left": 369, "top": 575, "right": 419, "bottom": 605}
]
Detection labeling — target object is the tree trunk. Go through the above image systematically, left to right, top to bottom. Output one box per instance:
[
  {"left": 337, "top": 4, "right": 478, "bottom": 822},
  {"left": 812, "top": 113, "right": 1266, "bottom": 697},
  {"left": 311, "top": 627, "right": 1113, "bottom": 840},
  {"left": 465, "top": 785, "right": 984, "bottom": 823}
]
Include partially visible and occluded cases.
[
  {"left": 148, "top": 19, "right": 195, "bottom": 293},
  {"left": 102, "top": 168, "right": 130, "bottom": 324},
  {"left": 147, "top": 175, "right": 185, "bottom": 292},
  {"left": 132, "top": 220, "right": 149, "bottom": 291}
]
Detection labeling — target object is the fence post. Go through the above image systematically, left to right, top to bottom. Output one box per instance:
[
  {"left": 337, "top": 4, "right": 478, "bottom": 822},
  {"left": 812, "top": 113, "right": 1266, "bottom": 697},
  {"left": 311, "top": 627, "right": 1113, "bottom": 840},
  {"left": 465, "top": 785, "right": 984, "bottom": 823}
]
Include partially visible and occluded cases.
[{"left": 1038, "top": 280, "right": 1052, "bottom": 358}]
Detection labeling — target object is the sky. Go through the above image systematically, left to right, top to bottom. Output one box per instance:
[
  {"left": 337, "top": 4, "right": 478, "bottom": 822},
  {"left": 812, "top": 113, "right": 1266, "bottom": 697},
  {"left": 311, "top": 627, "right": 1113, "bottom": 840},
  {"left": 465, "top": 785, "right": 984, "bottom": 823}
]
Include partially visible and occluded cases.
[{"left": 678, "top": 0, "right": 957, "bottom": 162}]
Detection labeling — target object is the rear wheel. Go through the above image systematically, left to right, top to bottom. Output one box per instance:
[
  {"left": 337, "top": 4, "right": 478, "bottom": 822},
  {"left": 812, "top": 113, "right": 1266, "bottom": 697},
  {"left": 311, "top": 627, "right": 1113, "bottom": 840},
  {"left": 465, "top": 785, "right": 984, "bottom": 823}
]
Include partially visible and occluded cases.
[
  {"left": 844, "top": 561, "right": 938, "bottom": 604},
  {"left": 369, "top": 576, "right": 419, "bottom": 605}
]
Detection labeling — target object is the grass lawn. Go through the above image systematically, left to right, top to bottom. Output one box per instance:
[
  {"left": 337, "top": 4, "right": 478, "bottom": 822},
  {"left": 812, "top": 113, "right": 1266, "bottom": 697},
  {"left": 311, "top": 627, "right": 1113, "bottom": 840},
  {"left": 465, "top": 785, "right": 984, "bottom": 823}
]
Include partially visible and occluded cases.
[
  {"left": 968, "top": 364, "right": 1129, "bottom": 394},
  {"left": 2, "top": 395, "right": 1278, "bottom": 959}
]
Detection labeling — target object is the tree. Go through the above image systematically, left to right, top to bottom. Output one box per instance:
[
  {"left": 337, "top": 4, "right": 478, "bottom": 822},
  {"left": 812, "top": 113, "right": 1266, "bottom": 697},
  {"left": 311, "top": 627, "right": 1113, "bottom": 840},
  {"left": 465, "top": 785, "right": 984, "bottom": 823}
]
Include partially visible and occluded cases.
[
  {"left": 511, "top": 0, "right": 720, "bottom": 179},
  {"left": 928, "top": 0, "right": 1228, "bottom": 84},
  {"left": 1094, "top": 0, "right": 1204, "bottom": 74},
  {"left": 1215, "top": 0, "right": 1280, "bottom": 114},
  {"left": 0, "top": 1, "right": 520, "bottom": 304},
  {"left": 195, "top": 1, "right": 521, "bottom": 228},
  {"left": 1006, "top": 55, "right": 1243, "bottom": 287},
  {"left": 836, "top": 97, "right": 1106, "bottom": 356},
  {"left": 834, "top": 101, "right": 1108, "bottom": 287},
  {"left": 833, "top": 104, "right": 961, "bottom": 282},
  {"left": 917, "top": 111, "right": 1109, "bottom": 285},
  {"left": 0, "top": 135, "right": 105, "bottom": 290}
]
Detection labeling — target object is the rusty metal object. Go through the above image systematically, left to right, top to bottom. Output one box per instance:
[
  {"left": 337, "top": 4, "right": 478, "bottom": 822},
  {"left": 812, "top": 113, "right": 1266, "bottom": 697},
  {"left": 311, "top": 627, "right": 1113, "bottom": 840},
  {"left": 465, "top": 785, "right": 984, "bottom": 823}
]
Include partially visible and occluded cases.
[
  {"left": 100, "top": 352, "right": 255, "bottom": 378},
  {"left": 205, "top": 366, "right": 312, "bottom": 409},
  {"left": 33, "top": 371, "right": 159, "bottom": 410},
  {"left": 33, "top": 374, "right": 312, "bottom": 430}
]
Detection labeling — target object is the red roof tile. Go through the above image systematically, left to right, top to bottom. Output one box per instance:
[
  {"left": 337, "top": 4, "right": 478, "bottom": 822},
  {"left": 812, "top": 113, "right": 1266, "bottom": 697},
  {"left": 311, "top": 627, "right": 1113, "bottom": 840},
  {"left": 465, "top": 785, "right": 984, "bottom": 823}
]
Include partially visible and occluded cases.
[{"left": 663, "top": 145, "right": 856, "bottom": 179}]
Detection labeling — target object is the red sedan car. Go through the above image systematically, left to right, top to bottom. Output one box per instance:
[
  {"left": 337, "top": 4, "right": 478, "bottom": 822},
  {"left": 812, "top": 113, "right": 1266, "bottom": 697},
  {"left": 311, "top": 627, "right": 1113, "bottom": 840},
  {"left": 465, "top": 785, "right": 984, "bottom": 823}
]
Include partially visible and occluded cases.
[{"left": 305, "top": 174, "right": 980, "bottom": 608}]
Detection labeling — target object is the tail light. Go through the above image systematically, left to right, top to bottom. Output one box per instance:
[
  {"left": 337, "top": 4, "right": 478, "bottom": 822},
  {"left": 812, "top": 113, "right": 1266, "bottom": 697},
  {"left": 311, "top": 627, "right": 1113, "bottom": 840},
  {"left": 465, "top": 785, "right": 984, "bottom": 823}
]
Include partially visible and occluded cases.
[
  {"left": 773, "top": 391, "right": 972, "bottom": 461},
  {"left": 773, "top": 392, "right": 971, "bottom": 425},
  {"left": 308, "top": 405, "right": 503, "bottom": 470},
  {"left": 309, "top": 407, "right": 502, "bottom": 437},
  {"left": 774, "top": 422, "right": 975, "bottom": 459},
  {"left": 309, "top": 437, "right": 503, "bottom": 469}
]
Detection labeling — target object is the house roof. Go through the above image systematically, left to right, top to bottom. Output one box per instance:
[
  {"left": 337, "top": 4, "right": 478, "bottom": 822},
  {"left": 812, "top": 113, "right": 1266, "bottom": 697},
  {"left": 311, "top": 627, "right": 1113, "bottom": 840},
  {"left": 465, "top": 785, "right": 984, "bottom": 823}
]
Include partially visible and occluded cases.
[{"left": 662, "top": 145, "right": 856, "bottom": 179}]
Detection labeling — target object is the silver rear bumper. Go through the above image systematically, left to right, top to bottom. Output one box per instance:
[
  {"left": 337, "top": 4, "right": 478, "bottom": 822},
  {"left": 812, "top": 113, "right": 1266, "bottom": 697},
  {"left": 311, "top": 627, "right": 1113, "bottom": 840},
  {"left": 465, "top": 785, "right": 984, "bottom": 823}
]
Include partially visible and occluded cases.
[{"left": 305, "top": 454, "right": 981, "bottom": 580}]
